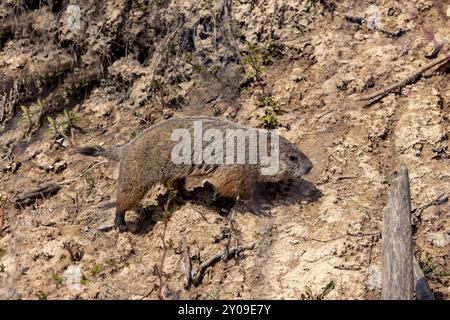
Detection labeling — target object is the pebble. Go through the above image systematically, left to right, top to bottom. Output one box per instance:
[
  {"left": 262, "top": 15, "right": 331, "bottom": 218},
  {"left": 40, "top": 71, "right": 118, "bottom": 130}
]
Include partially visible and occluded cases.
[{"left": 427, "top": 232, "right": 450, "bottom": 248}]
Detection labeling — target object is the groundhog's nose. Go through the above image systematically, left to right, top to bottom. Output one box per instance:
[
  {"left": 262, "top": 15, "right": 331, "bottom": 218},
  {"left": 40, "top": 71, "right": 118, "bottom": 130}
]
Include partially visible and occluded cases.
[{"left": 302, "top": 159, "right": 313, "bottom": 175}]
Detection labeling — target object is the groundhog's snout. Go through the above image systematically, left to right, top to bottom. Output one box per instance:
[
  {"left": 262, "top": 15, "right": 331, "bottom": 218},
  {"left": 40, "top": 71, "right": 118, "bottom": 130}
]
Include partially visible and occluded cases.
[
  {"left": 299, "top": 156, "right": 313, "bottom": 176},
  {"left": 303, "top": 159, "right": 313, "bottom": 175}
]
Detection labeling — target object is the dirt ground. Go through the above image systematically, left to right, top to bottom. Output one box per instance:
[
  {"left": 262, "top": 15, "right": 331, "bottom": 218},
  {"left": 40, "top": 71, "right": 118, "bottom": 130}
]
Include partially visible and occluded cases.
[{"left": 0, "top": 0, "right": 449, "bottom": 300}]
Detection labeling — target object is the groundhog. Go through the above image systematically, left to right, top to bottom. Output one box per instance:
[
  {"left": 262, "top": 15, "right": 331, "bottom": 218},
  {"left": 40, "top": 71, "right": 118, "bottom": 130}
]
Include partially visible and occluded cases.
[{"left": 76, "top": 116, "right": 313, "bottom": 232}]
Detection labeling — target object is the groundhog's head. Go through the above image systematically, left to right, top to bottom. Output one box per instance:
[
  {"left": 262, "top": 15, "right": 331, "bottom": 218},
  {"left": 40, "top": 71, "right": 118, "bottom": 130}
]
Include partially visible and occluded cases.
[{"left": 259, "top": 135, "right": 312, "bottom": 182}]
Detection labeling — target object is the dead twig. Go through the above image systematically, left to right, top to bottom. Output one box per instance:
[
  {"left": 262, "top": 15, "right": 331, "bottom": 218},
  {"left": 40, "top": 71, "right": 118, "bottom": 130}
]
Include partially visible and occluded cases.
[
  {"left": 148, "top": 16, "right": 184, "bottom": 82},
  {"left": 358, "top": 55, "right": 449, "bottom": 104},
  {"left": 58, "top": 160, "right": 108, "bottom": 186},
  {"left": 336, "top": 175, "right": 358, "bottom": 181},
  {"left": 158, "top": 192, "right": 175, "bottom": 299},
  {"left": 413, "top": 193, "right": 448, "bottom": 215},
  {"left": 0, "top": 195, "right": 7, "bottom": 233},
  {"left": 191, "top": 206, "right": 213, "bottom": 224},
  {"left": 306, "top": 231, "right": 380, "bottom": 243},
  {"left": 181, "top": 236, "right": 192, "bottom": 289},
  {"left": 191, "top": 243, "right": 255, "bottom": 286}
]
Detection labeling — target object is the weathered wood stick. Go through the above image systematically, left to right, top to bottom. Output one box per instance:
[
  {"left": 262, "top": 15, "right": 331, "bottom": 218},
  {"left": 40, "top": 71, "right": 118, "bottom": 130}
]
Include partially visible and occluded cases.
[
  {"left": 382, "top": 165, "right": 414, "bottom": 300},
  {"left": 13, "top": 182, "right": 60, "bottom": 207}
]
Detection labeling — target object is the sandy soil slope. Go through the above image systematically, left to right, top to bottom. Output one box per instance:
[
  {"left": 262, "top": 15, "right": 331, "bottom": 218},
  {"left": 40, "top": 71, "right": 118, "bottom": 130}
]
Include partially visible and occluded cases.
[{"left": 0, "top": 0, "right": 448, "bottom": 299}]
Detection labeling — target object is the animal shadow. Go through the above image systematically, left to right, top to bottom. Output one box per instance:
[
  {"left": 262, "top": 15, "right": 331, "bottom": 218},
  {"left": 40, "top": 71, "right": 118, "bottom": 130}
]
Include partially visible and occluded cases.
[{"left": 133, "top": 178, "right": 321, "bottom": 234}]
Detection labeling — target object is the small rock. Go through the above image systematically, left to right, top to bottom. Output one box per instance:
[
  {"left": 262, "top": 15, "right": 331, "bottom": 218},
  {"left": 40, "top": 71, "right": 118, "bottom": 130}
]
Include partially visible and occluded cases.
[
  {"left": 219, "top": 62, "right": 243, "bottom": 86},
  {"left": 290, "top": 67, "right": 304, "bottom": 82},
  {"left": 90, "top": 101, "right": 114, "bottom": 117},
  {"left": 162, "top": 108, "right": 174, "bottom": 119},
  {"left": 34, "top": 153, "right": 52, "bottom": 169},
  {"left": 2, "top": 162, "right": 21, "bottom": 173},
  {"left": 97, "top": 222, "right": 115, "bottom": 232},
  {"left": 428, "top": 232, "right": 450, "bottom": 247},
  {"left": 63, "top": 241, "right": 84, "bottom": 262},
  {"left": 63, "top": 265, "right": 82, "bottom": 291},
  {"left": 366, "top": 265, "right": 382, "bottom": 290}
]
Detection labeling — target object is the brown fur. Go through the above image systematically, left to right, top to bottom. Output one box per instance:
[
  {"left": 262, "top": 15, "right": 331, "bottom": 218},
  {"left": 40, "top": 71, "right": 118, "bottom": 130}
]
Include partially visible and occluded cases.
[{"left": 77, "top": 116, "right": 313, "bottom": 231}]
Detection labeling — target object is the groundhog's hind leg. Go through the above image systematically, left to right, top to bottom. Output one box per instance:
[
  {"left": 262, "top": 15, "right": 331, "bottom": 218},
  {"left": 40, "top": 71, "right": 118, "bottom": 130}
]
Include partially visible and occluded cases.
[
  {"left": 241, "top": 183, "right": 270, "bottom": 214},
  {"left": 115, "top": 187, "right": 148, "bottom": 232},
  {"left": 115, "top": 208, "right": 127, "bottom": 232}
]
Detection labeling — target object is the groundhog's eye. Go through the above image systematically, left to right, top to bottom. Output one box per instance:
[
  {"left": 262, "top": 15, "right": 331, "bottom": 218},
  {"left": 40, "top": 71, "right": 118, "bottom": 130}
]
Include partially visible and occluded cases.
[{"left": 289, "top": 155, "right": 298, "bottom": 162}]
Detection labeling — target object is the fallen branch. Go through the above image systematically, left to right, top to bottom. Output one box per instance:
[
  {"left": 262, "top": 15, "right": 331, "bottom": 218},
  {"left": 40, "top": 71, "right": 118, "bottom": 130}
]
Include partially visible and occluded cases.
[
  {"left": 358, "top": 55, "right": 449, "bottom": 104},
  {"left": 11, "top": 160, "right": 107, "bottom": 209},
  {"left": 13, "top": 182, "right": 61, "bottom": 207},
  {"left": 191, "top": 243, "right": 255, "bottom": 286}
]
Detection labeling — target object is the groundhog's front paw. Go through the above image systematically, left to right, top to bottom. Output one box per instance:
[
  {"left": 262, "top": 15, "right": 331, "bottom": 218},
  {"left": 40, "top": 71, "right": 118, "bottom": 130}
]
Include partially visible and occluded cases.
[
  {"left": 235, "top": 198, "right": 270, "bottom": 215},
  {"left": 246, "top": 201, "right": 270, "bottom": 215},
  {"left": 115, "top": 213, "right": 128, "bottom": 232},
  {"left": 115, "top": 222, "right": 128, "bottom": 232}
]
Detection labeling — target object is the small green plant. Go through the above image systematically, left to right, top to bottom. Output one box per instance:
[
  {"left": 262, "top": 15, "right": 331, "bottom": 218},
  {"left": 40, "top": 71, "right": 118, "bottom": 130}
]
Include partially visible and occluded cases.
[
  {"left": 242, "top": 42, "right": 266, "bottom": 83},
  {"left": 184, "top": 52, "right": 193, "bottom": 63},
  {"left": 184, "top": 52, "right": 206, "bottom": 75},
  {"left": 192, "top": 64, "right": 204, "bottom": 74},
  {"left": 209, "top": 65, "right": 219, "bottom": 75},
  {"left": 41, "top": 71, "right": 64, "bottom": 87},
  {"left": 68, "top": 79, "right": 91, "bottom": 98},
  {"left": 257, "top": 95, "right": 280, "bottom": 111},
  {"left": 258, "top": 95, "right": 282, "bottom": 129},
  {"left": 20, "top": 101, "right": 45, "bottom": 135},
  {"left": 20, "top": 105, "right": 32, "bottom": 133},
  {"left": 261, "top": 108, "right": 280, "bottom": 129},
  {"left": 47, "top": 109, "right": 77, "bottom": 139},
  {"left": 62, "top": 109, "right": 73, "bottom": 130},
  {"left": 47, "top": 115, "right": 58, "bottom": 135},
  {"left": 84, "top": 175, "right": 96, "bottom": 193},
  {"left": 166, "top": 181, "right": 179, "bottom": 203},
  {"left": 162, "top": 210, "right": 172, "bottom": 224},
  {"left": 167, "top": 238, "right": 174, "bottom": 249},
  {"left": 419, "top": 252, "right": 435, "bottom": 275},
  {"left": 106, "top": 259, "right": 117, "bottom": 267},
  {"left": 91, "top": 264, "right": 103, "bottom": 277},
  {"left": 52, "top": 273, "right": 64, "bottom": 286},
  {"left": 81, "top": 274, "right": 89, "bottom": 286},
  {"left": 301, "top": 281, "right": 335, "bottom": 300},
  {"left": 36, "top": 291, "right": 48, "bottom": 300}
]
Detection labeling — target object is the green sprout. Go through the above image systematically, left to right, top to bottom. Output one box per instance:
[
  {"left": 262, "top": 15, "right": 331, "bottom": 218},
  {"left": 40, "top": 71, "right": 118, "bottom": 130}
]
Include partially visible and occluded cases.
[
  {"left": 91, "top": 264, "right": 103, "bottom": 277},
  {"left": 52, "top": 273, "right": 64, "bottom": 286},
  {"left": 81, "top": 274, "right": 89, "bottom": 286},
  {"left": 301, "top": 281, "right": 335, "bottom": 300},
  {"left": 36, "top": 291, "right": 48, "bottom": 300}
]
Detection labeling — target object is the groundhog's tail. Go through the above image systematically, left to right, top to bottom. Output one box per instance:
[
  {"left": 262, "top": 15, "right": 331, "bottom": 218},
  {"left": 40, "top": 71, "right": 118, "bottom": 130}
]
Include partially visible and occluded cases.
[{"left": 75, "top": 146, "right": 121, "bottom": 161}]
